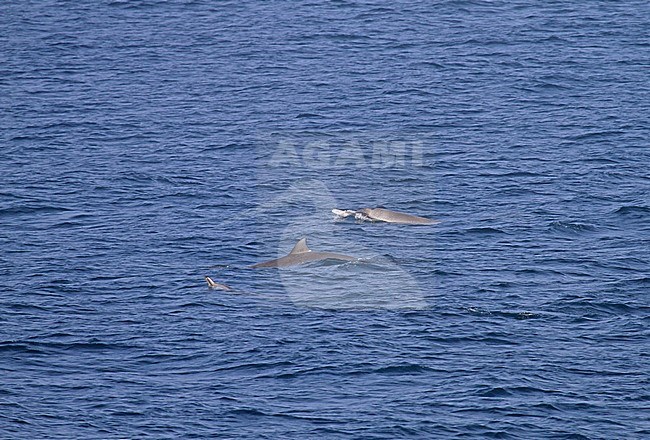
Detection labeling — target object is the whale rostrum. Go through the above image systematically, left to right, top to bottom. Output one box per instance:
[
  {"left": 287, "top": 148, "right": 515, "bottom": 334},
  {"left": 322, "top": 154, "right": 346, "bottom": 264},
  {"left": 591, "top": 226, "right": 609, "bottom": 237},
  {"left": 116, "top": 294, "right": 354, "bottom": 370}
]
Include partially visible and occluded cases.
[
  {"left": 333, "top": 207, "right": 439, "bottom": 225},
  {"left": 252, "top": 238, "right": 358, "bottom": 268}
]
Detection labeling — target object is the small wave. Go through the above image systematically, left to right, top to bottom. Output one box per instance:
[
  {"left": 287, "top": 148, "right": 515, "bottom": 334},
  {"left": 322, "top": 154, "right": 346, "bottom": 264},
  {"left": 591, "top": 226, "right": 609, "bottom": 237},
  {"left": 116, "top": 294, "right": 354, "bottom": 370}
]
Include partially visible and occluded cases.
[
  {"left": 107, "top": 0, "right": 165, "bottom": 10},
  {"left": 540, "top": 35, "right": 569, "bottom": 43},
  {"left": 413, "top": 60, "right": 445, "bottom": 69},
  {"left": 535, "top": 81, "right": 571, "bottom": 91},
  {"left": 567, "top": 130, "right": 626, "bottom": 141},
  {"left": 9, "top": 134, "right": 43, "bottom": 142},
  {"left": 582, "top": 157, "right": 620, "bottom": 164},
  {"left": 479, "top": 171, "right": 543, "bottom": 178},
  {"left": 501, "top": 171, "right": 544, "bottom": 178},
  {"left": 0, "top": 205, "right": 71, "bottom": 218},
  {"left": 614, "top": 205, "right": 649, "bottom": 217},
  {"left": 49, "top": 221, "right": 86, "bottom": 229},
  {"left": 549, "top": 221, "right": 597, "bottom": 234},
  {"left": 465, "top": 227, "right": 506, "bottom": 234},
  {"left": 627, "top": 277, "right": 650, "bottom": 285},
  {"left": 557, "top": 299, "right": 641, "bottom": 317},
  {"left": 174, "top": 302, "right": 209, "bottom": 309},
  {"left": 6, "top": 303, "right": 48, "bottom": 312},
  {"left": 466, "top": 307, "right": 491, "bottom": 316},
  {"left": 466, "top": 308, "right": 539, "bottom": 320},
  {"left": 493, "top": 310, "right": 540, "bottom": 320},
  {"left": 475, "top": 334, "right": 519, "bottom": 345},
  {"left": 5, "top": 340, "right": 135, "bottom": 354},
  {"left": 57, "top": 341, "right": 124, "bottom": 351},
  {"left": 0, "top": 343, "right": 43, "bottom": 355},
  {"left": 215, "top": 361, "right": 294, "bottom": 373},
  {"left": 373, "top": 364, "right": 433, "bottom": 375},
  {"left": 478, "top": 387, "right": 512, "bottom": 397},
  {"left": 532, "top": 403, "right": 562, "bottom": 411},
  {"left": 229, "top": 408, "right": 268, "bottom": 417},
  {"left": 109, "top": 410, "right": 145, "bottom": 417},
  {"left": 1, "top": 417, "right": 30, "bottom": 425}
]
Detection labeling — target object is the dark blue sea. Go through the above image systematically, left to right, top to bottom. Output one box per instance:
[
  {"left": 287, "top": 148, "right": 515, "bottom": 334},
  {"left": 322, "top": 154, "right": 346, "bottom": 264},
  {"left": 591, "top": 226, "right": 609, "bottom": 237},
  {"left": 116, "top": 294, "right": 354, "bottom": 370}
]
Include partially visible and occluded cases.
[{"left": 1, "top": 1, "right": 649, "bottom": 438}]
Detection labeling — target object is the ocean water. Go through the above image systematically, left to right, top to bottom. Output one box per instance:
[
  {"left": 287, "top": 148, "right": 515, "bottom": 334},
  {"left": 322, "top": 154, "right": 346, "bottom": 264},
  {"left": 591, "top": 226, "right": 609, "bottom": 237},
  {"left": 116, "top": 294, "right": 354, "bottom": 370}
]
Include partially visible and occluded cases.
[{"left": 1, "top": 1, "right": 649, "bottom": 438}]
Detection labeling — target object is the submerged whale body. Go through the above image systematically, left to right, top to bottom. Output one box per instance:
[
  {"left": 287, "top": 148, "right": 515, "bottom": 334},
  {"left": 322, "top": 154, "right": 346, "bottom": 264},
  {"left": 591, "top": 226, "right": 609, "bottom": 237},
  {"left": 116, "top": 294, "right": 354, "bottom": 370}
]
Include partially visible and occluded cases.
[
  {"left": 333, "top": 207, "right": 438, "bottom": 225},
  {"left": 252, "top": 238, "right": 357, "bottom": 268}
]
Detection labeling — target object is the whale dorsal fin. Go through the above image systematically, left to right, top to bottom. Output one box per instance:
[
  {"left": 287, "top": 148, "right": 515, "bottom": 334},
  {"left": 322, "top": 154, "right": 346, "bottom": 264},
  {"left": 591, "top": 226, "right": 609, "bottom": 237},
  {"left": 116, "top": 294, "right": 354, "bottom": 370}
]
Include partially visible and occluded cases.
[{"left": 289, "top": 238, "right": 310, "bottom": 254}]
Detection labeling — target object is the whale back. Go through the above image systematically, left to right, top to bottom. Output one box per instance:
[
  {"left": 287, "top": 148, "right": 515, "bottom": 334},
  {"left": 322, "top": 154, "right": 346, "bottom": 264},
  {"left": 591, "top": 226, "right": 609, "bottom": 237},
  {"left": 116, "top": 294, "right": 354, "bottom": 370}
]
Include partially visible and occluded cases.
[
  {"left": 361, "top": 208, "right": 437, "bottom": 225},
  {"left": 252, "top": 238, "right": 356, "bottom": 268}
]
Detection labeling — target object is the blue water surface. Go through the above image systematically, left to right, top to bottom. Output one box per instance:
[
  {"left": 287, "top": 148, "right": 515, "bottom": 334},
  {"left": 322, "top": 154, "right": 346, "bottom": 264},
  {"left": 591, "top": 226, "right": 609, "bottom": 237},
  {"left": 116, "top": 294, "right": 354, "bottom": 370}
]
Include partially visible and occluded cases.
[{"left": 1, "top": 1, "right": 649, "bottom": 438}]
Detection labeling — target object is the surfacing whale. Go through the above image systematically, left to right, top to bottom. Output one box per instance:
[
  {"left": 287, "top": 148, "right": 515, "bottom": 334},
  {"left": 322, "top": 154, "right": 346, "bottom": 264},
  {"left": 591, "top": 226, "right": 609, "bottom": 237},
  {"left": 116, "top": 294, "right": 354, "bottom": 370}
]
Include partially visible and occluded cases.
[
  {"left": 333, "top": 207, "right": 438, "bottom": 225},
  {"left": 252, "top": 238, "right": 358, "bottom": 268},
  {"left": 205, "top": 276, "right": 231, "bottom": 291}
]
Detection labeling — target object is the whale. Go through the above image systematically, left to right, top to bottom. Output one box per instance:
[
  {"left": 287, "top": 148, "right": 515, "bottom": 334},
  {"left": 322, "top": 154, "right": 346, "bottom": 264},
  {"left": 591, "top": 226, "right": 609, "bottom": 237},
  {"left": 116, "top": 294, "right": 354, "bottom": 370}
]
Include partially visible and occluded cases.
[
  {"left": 333, "top": 207, "right": 438, "bottom": 225},
  {"left": 358, "top": 207, "right": 438, "bottom": 225},
  {"left": 252, "top": 238, "right": 358, "bottom": 268},
  {"left": 205, "top": 276, "right": 231, "bottom": 291}
]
